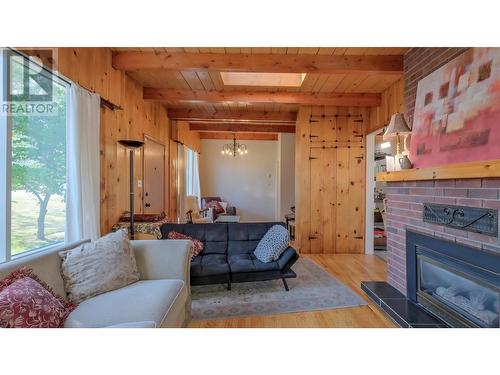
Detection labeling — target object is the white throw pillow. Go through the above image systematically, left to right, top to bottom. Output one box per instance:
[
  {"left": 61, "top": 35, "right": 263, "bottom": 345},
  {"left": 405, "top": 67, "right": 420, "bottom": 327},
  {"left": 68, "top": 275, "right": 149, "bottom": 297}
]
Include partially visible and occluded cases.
[{"left": 59, "top": 229, "right": 140, "bottom": 303}]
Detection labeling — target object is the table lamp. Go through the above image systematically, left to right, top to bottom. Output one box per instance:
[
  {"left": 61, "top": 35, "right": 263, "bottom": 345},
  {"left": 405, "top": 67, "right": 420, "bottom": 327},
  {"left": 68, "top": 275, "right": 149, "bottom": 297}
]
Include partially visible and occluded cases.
[{"left": 383, "top": 113, "right": 412, "bottom": 154}]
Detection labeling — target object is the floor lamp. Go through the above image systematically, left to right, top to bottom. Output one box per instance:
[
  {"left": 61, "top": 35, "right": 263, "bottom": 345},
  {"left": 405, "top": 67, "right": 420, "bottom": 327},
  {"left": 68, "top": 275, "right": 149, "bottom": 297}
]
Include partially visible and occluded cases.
[{"left": 118, "top": 139, "right": 144, "bottom": 240}]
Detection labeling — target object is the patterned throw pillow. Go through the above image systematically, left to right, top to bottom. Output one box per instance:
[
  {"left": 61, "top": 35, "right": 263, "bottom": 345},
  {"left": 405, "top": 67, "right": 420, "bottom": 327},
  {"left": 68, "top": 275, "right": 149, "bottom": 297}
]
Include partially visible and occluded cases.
[
  {"left": 205, "top": 200, "right": 225, "bottom": 216},
  {"left": 218, "top": 201, "right": 228, "bottom": 213},
  {"left": 254, "top": 225, "right": 290, "bottom": 263},
  {"left": 59, "top": 229, "right": 140, "bottom": 304},
  {"left": 167, "top": 231, "right": 203, "bottom": 259},
  {"left": 0, "top": 267, "right": 76, "bottom": 328}
]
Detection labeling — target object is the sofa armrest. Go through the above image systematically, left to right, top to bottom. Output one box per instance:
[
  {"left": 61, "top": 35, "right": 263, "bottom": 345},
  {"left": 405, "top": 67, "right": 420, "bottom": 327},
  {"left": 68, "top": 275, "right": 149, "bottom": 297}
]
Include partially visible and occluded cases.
[
  {"left": 131, "top": 240, "right": 192, "bottom": 287},
  {"left": 276, "top": 247, "right": 299, "bottom": 271}
]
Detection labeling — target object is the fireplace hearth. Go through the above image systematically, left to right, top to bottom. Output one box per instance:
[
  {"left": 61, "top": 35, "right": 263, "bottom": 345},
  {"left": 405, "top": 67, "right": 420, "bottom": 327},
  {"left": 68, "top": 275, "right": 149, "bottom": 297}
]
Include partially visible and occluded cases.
[{"left": 407, "top": 231, "right": 500, "bottom": 328}]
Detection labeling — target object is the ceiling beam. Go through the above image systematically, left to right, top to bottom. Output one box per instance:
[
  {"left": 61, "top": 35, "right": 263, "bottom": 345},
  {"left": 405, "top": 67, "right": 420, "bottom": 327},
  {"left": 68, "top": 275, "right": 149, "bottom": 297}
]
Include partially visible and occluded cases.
[
  {"left": 113, "top": 52, "right": 403, "bottom": 75},
  {"left": 145, "top": 88, "right": 381, "bottom": 107},
  {"left": 167, "top": 109, "right": 297, "bottom": 123},
  {"left": 190, "top": 123, "right": 295, "bottom": 133},
  {"left": 199, "top": 132, "right": 278, "bottom": 141}
]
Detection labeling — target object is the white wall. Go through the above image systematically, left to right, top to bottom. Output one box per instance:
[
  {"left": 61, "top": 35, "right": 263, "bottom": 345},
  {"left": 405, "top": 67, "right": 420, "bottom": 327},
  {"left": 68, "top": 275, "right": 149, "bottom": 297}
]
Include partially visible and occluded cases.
[
  {"left": 278, "top": 133, "right": 295, "bottom": 221},
  {"left": 199, "top": 139, "right": 279, "bottom": 222}
]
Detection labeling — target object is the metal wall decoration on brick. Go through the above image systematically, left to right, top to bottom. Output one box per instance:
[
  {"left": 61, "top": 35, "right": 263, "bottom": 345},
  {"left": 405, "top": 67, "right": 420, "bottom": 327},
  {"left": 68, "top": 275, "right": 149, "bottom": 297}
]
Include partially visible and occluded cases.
[{"left": 423, "top": 203, "right": 498, "bottom": 237}]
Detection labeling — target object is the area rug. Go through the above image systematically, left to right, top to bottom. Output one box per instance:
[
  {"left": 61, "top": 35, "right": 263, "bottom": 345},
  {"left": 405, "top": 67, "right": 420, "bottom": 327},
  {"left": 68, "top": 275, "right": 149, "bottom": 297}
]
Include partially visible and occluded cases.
[{"left": 191, "top": 258, "right": 367, "bottom": 321}]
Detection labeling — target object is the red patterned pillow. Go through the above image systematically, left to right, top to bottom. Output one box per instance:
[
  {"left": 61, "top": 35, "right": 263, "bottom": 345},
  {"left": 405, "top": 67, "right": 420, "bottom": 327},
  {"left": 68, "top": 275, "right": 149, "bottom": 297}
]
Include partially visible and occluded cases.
[
  {"left": 205, "top": 200, "right": 225, "bottom": 216},
  {"left": 167, "top": 231, "right": 204, "bottom": 259},
  {"left": 0, "top": 267, "right": 76, "bottom": 328}
]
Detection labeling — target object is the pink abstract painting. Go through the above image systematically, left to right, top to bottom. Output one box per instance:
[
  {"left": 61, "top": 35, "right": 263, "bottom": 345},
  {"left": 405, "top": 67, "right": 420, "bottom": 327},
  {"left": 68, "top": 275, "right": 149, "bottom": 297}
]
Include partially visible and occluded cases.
[{"left": 409, "top": 48, "right": 500, "bottom": 168}]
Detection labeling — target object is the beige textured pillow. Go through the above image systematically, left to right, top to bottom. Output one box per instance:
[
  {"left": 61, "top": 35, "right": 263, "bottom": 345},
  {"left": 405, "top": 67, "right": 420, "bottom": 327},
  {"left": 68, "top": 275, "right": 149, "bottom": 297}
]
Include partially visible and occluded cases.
[{"left": 59, "top": 229, "right": 140, "bottom": 303}]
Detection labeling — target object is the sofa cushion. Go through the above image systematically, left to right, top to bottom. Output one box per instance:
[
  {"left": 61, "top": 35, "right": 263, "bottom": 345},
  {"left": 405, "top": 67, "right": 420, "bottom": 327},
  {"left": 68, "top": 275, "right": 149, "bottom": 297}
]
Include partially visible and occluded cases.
[
  {"left": 227, "top": 222, "right": 285, "bottom": 255},
  {"left": 228, "top": 222, "right": 282, "bottom": 241},
  {"left": 161, "top": 223, "right": 227, "bottom": 254},
  {"left": 253, "top": 225, "right": 290, "bottom": 263},
  {"left": 59, "top": 229, "right": 140, "bottom": 303},
  {"left": 0, "top": 239, "right": 90, "bottom": 299},
  {"left": 190, "top": 254, "right": 230, "bottom": 277},
  {"left": 228, "top": 254, "right": 280, "bottom": 273},
  {"left": 0, "top": 267, "right": 76, "bottom": 328},
  {"left": 64, "top": 279, "right": 184, "bottom": 328}
]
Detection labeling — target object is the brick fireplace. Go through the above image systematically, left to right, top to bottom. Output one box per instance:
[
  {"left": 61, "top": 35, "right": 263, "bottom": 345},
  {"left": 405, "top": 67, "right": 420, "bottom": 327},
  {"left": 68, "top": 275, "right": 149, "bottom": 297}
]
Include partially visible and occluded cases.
[
  {"left": 361, "top": 47, "right": 500, "bottom": 327},
  {"left": 385, "top": 177, "right": 500, "bottom": 295}
]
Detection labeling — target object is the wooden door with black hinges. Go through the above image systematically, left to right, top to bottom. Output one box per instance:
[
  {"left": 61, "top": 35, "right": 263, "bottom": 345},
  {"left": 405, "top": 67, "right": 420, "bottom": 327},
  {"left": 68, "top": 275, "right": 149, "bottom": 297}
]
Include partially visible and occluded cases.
[
  {"left": 296, "top": 106, "right": 366, "bottom": 254},
  {"left": 143, "top": 135, "right": 165, "bottom": 214}
]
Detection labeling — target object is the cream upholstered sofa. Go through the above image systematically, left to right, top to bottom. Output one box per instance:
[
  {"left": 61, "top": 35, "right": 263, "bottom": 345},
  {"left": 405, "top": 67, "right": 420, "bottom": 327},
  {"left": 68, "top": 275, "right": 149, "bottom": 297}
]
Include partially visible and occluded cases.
[{"left": 0, "top": 239, "right": 192, "bottom": 328}]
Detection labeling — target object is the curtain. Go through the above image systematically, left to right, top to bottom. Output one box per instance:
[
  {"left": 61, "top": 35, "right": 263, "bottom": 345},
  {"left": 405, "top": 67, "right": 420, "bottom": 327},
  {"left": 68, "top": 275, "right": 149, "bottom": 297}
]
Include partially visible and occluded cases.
[
  {"left": 65, "top": 84, "right": 101, "bottom": 242},
  {"left": 177, "top": 143, "right": 187, "bottom": 223},
  {"left": 177, "top": 145, "right": 201, "bottom": 222},
  {"left": 186, "top": 148, "right": 201, "bottom": 206},
  {"left": 193, "top": 151, "right": 201, "bottom": 206}
]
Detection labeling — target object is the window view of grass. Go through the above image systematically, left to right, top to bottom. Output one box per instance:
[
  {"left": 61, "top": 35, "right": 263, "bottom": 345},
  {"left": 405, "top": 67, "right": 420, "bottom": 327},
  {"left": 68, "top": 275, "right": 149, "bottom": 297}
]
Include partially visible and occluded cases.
[
  {"left": 9, "top": 53, "right": 68, "bottom": 256},
  {"left": 11, "top": 190, "right": 65, "bottom": 255}
]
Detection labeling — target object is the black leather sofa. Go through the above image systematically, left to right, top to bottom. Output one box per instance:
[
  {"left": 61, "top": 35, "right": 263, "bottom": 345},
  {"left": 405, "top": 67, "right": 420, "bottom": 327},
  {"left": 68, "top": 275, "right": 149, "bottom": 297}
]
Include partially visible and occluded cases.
[{"left": 161, "top": 222, "right": 299, "bottom": 291}]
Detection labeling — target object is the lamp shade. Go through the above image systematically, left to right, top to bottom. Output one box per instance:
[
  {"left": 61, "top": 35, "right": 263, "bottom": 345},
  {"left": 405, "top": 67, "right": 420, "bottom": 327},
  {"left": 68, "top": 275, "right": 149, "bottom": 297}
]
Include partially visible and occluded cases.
[
  {"left": 383, "top": 113, "right": 411, "bottom": 140},
  {"left": 118, "top": 139, "right": 144, "bottom": 148},
  {"left": 185, "top": 195, "right": 200, "bottom": 213}
]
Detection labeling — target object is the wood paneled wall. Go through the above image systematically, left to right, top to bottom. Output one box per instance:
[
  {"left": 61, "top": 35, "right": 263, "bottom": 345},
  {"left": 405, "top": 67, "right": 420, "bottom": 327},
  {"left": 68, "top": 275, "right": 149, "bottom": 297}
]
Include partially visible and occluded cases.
[
  {"left": 54, "top": 48, "right": 171, "bottom": 234},
  {"left": 366, "top": 77, "right": 404, "bottom": 134},
  {"left": 295, "top": 106, "right": 367, "bottom": 254},
  {"left": 171, "top": 120, "right": 201, "bottom": 152},
  {"left": 168, "top": 139, "right": 179, "bottom": 220}
]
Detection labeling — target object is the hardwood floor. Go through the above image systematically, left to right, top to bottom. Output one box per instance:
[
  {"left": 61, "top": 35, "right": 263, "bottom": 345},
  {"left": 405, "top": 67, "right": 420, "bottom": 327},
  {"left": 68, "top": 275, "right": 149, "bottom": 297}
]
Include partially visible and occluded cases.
[{"left": 188, "top": 254, "right": 395, "bottom": 328}]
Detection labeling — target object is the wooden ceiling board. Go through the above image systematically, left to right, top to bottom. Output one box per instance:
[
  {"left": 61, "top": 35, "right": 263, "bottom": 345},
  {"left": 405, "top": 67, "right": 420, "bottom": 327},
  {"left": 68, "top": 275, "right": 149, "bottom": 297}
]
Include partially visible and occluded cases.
[
  {"left": 109, "top": 47, "right": 406, "bottom": 114},
  {"left": 110, "top": 47, "right": 408, "bottom": 55},
  {"left": 271, "top": 47, "right": 287, "bottom": 54},
  {"left": 181, "top": 71, "right": 205, "bottom": 90},
  {"left": 196, "top": 71, "right": 216, "bottom": 91},
  {"left": 318, "top": 74, "right": 346, "bottom": 93},
  {"left": 144, "top": 88, "right": 381, "bottom": 106},
  {"left": 200, "top": 132, "right": 278, "bottom": 141}
]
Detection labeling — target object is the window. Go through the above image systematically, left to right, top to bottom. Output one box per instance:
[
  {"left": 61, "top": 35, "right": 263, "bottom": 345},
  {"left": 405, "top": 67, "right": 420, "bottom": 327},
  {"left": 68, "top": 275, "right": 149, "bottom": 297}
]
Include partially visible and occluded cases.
[
  {"left": 0, "top": 49, "right": 70, "bottom": 261},
  {"left": 220, "top": 72, "right": 307, "bottom": 87},
  {"left": 185, "top": 147, "right": 200, "bottom": 201}
]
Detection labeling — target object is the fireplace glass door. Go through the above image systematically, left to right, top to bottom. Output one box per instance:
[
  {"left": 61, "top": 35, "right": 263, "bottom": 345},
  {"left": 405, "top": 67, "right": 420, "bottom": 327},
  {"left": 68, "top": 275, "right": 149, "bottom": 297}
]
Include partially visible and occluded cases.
[{"left": 417, "top": 255, "right": 500, "bottom": 328}]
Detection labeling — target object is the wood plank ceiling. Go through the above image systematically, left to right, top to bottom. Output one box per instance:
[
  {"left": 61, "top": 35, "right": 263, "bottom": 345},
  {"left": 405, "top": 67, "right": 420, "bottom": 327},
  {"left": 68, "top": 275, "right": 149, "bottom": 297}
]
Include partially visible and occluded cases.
[{"left": 110, "top": 47, "right": 407, "bottom": 135}]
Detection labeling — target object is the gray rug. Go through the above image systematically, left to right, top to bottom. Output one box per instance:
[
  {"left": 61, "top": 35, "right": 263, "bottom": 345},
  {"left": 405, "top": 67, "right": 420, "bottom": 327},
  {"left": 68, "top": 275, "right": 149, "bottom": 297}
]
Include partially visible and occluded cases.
[{"left": 191, "top": 258, "right": 367, "bottom": 321}]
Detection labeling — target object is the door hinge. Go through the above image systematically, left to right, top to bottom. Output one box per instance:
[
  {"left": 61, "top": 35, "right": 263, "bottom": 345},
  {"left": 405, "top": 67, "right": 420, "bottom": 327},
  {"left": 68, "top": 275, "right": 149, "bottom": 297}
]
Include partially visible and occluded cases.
[
  {"left": 309, "top": 156, "right": 318, "bottom": 160},
  {"left": 355, "top": 156, "right": 364, "bottom": 160}
]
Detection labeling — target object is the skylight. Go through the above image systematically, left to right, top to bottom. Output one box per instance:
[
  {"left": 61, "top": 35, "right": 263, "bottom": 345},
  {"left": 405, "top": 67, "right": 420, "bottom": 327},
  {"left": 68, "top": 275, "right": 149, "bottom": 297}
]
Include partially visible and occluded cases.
[{"left": 220, "top": 72, "right": 307, "bottom": 87}]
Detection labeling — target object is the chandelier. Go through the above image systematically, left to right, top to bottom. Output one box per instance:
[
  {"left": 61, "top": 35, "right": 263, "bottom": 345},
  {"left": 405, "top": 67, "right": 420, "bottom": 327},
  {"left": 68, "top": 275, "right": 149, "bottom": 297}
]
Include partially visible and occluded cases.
[{"left": 221, "top": 135, "right": 248, "bottom": 157}]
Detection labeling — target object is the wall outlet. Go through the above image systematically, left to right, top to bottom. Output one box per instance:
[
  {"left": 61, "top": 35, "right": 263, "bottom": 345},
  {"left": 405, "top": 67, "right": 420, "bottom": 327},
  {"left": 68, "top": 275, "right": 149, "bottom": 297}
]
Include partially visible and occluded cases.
[{"left": 138, "top": 179, "right": 143, "bottom": 188}]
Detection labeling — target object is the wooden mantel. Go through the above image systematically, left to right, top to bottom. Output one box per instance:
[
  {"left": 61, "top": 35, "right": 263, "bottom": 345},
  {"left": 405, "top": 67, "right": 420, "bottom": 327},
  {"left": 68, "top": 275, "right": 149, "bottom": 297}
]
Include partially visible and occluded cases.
[{"left": 376, "top": 159, "right": 500, "bottom": 182}]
